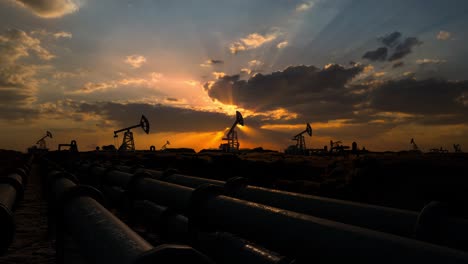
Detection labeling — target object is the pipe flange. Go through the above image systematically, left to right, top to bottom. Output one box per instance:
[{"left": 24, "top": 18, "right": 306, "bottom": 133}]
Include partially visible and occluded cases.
[
  {"left": 224, "top": 176, "right": 248, "bottom": 195},
  {"left": 187, "top": 184, "right": 224, "bottom": 232},
  {"left": 414, "top": 201, "right": 448, "bottom": 243}
]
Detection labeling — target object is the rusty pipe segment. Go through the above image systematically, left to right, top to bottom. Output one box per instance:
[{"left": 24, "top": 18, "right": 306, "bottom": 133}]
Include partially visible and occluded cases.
[
  {"left": 47, "top": 170, "right": 213, "bottom": 264},
  {"left": 0, "top": 172, "right": 25, "bottom": 254},
  {"left": 125, "top": 178, "right": 468, "bottom": 263},
  {"left": 130, "top": 199, "right": 295, "bottom": 264}
]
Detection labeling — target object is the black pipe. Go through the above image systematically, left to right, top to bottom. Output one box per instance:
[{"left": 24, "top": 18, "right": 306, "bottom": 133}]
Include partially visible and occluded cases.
[
  {"left": 86, "top": 164, "right": 468, "bottom": 250},
  {"left": 136, "top": 167, "right": 468, "bottom": 250},
  {"left": 48, "top": 171, "right": 213, "bottom": 264},
  {"left": 0, "top": 172, "right": 25, "bottom": 254},
  {"left": 127, "top": 177, "right": 468, "bottom": 263},
  {"left": 130, "top": 199, "right": 295, "bottom": 264}
]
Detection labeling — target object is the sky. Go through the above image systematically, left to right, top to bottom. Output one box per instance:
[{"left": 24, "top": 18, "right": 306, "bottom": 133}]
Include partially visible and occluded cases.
[{"left": 1, "top": 0, "right": 468, "bottom": 152}]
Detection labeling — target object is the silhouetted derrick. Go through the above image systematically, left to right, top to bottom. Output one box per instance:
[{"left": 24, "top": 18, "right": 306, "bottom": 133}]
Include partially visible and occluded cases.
[
  {"left": 220, "top": 111, "right": 244, "bottom": 153},
  {"left": 113, "top": 115, "right": 150, "bottom": 151},
  {"left": 285, "top": 123, "right": 312, "bottom": 155}
]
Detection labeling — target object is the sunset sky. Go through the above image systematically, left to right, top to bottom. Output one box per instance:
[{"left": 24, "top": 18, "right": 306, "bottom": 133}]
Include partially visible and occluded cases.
[{"left": 1, "top": 0, "right": 468, "bottom": 152}]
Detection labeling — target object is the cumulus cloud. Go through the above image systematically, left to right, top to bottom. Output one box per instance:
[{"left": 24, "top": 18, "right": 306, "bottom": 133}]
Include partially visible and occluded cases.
[
  {"left": 12, "top": 0, "right": 81, "bottom": 18},
  {"left": 296, "top": 2, "right": 314, "bottom": 12},
  {"left": 0, "top": 29, "right": 55, "bottom": 64},
  {"left": 0, "top": 29, "right": 57, "bottom": 120},
  {"left": 31, "top": 29, "right": 73, "bottom": 39},
  {"left": 53, "top": 31, "right": 72, "bottom": 38},
  {"left": 379, "top": 31, "right": 402, "bottom": 47},
  {"left": 437, "top": 31, "right": 452, "bottom": 41},
  {"left": 229, "top": 32, "right": 279, "bottom": 54},
  {"left": 388, "top": 37, "right": 422, "bottom": 61},
  {"left": 276, "top": 41, "right": 288, "bottom": 49},
  {"left": 362, "top": 47, "right": 388, "bottom": 61},
  {"left": 125, "top": 55, "right": 147, "bottom": 68},
  {"left": 416, "top": 59, "right": 447, "bottom": 65},
  {"left": 248, "top": 60, "right": 263, "bottom": 67},
  {"left": 204, "top": 64, "right": 365, "bottom": 122},
  {"left": 240, "top": 68, "right": 252, "bottom": 75},
  {"left": 212, "top": 71, "right": 226, "bottom": 79},
  {"left": 150, "top": 72, "right": 163, "bottom": 82},
  {"left": 374, "top": 72, "right": 386, "bottom": 77},
  {"left": 73, "top": 73, "right": 162, "bottom": 94}
]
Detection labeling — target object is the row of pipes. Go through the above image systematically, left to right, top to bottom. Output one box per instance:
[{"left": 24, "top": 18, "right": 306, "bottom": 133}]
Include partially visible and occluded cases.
[
  {"left": 0, "top": 155, "right": 32, "bottom": 254},
  {"left": 43, "top": 158, "right": 296, "bottom": 264},
  {"left": 55, "top": 159, "right": 468, "bottom": 263},
  {"left": 42, "top": 161, "right": 214, "bottom": 264}
]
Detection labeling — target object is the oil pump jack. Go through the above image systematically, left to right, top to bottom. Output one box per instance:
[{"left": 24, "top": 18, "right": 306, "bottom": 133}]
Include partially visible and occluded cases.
[
  {"left": 220, "top": 111, "right": 244, "bottom": 152},
  {"left": 113, "top": 115, "right": 150, "bottom": 151},
  {"left": 286, "top": 123, "right": 312, "bottom": 155},
  {"left": 294, "top": 123, "right": 312, "bottom": 152},
  {"left": 36, "top": 131, "right": 53, "bottom": 149},
  {"left": 410, "top": 138, "right": 420, "bottom": 151},
  {"left": 161, "top": 140, "right": 170, "bottom": 150},
  {"left": 454, "top": 144, "right": 462, "bottom": 153}
]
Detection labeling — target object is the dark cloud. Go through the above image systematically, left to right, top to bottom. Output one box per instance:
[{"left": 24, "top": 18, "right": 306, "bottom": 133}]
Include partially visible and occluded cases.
[
  {"left": 12, "top": 0, "right": 80, "bottom": 18},
  {"left": 379, "top": 31, "right": 402, "bottom": 47},
  {"left": 388, "top": 37, "right": 423, "bottom": 61},
  {"left": 362, "top": 47, "right": 388, "bottom": 61},
  {"left": 209, "top": 59, "right": 224, "bottom": 64},
  {"left": 392, "top": 62, "right": 404, "bottom": 68},
  {"left": 205, "top": 64, "right": 365, "bottom": 122},
  {"left": 370, "top": 78, "right": 468, "bottom": 122},
  {"left": 165, "top": 97, "right": 178, "bottom": 102},
  {"left": 76, "top": 102, "right": 238, "bottom": 133},
  {"left": 0, "top": 106, "right": 38, "bottom": 120}
]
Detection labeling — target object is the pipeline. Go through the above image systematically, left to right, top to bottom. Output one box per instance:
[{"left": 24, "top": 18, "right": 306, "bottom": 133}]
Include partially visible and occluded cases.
[
  {"left": 0, "top": 159, "right": 29, "bottom": 254},
  {"left": 78, "top": 163, "right": 468, "bottom": 251},
  {"left": 71, "top": 164, "right": 468, "bottom": 263},
  {"left": 46, "top": 169, "right": 213, "bottom": 264},
  {"left": 153, "top": 170, "right": 468, "bottom": 250},
  {"left": 130, "top": 199, "right": 295, "bottom": 264}
]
